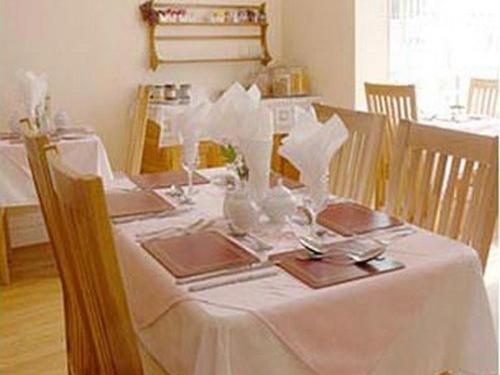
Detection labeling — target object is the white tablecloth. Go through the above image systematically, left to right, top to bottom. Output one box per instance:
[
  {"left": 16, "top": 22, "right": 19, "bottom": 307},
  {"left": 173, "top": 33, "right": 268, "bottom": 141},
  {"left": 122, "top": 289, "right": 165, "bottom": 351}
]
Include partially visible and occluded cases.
[
  {"left": 424, "top": 115, "right": 499, "bottom": 137},
  {"left": 0, "top": 134, "right": 114, "bottom": 206},
  {"left": 113, "top": 168, "right": 498, "bottom": 375}
]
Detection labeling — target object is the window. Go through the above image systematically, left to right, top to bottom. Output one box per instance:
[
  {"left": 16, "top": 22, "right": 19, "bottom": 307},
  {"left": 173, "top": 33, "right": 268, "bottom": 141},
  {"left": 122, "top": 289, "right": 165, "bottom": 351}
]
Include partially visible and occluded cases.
[{"left": 389, "top": 0, "right": 500, "bottom": 115}]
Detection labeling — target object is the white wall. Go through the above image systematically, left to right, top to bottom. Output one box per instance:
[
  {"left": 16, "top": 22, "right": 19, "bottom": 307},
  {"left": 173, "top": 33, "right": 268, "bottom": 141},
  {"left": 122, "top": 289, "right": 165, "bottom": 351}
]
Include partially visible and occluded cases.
[
  {"left": 0, "top": 0, "right": 282, "bottom": 169},
  {"left": 281, "top": 0, "right": 388, "bottom": 109},
  {"left": 282, "top": 0, "right": 356, "bottom": 108},
  {"left": 355, "top": 0, "right": 389, "bottom": 109}
]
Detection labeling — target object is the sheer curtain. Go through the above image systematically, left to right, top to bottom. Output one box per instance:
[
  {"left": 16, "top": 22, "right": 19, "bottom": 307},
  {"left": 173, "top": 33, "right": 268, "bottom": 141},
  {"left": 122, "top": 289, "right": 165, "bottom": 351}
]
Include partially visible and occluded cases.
[{"left": 389, "top": 0, "right": 500, "bottom": 115}]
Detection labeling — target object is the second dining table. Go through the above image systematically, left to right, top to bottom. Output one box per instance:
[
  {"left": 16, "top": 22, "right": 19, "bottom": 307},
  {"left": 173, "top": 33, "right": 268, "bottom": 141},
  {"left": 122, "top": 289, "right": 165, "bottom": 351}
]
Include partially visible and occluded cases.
[{"left": 111, "top": 167, "right": 497, "bottom": 375}]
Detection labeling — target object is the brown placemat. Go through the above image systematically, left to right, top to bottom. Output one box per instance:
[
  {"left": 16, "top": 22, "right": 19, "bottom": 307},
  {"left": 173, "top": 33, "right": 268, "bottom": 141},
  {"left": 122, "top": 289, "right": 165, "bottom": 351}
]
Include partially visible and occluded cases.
[
  {"left": 0, "top": 132, "right": 21, "bottom": 141},
  {"left": 130, "top": 170, "right": 209, "bottom": 190},
  {"left": 270, "top": 174, "right": 305, "bottom": 190},
  {"left": 106, "top": 190, "right": 174, "bottom": 218},
  {"left": 316, "top": 202, "right": 403, "bottom": 236},
  {"left": 141, "top": 231, "right": 259, "bottom": 278},
  {"left": 270, "top": 246, "right": 404, "bottom": 289}
]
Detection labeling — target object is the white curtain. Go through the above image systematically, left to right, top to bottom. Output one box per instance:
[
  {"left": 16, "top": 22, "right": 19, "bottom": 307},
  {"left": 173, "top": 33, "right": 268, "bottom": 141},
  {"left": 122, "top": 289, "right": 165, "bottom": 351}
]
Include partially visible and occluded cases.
[{"left": 389, "top": 0, "right": 500, "bottom": 115}]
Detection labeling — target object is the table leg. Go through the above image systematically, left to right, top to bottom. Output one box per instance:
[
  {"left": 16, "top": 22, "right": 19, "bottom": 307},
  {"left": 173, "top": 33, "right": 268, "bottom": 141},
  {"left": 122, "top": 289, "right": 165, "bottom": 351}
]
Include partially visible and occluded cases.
[{"left": 0, "top": 208, "right": 11, "bottom": 285}]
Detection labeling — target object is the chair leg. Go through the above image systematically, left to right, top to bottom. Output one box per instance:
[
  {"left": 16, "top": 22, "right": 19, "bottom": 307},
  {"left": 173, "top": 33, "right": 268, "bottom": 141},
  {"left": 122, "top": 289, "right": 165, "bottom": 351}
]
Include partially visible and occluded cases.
[{"left": 0, "top": 208, "right": 11, "bottom": 285}]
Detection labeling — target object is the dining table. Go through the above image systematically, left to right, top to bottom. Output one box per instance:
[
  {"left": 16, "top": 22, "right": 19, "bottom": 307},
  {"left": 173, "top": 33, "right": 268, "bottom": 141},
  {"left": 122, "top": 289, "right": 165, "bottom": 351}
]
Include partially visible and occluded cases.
[
  {"left": 422, "top": 114, "right": 499, "bottom": 137},
  {"left": 0, "top": 130, "right": 114, "bottom": 248},
  {"left": 0, "top": 131, "right": 114, "bottom": 205},
  {"left": 111, "top": 167, "right": 498, "bottom": 375}
]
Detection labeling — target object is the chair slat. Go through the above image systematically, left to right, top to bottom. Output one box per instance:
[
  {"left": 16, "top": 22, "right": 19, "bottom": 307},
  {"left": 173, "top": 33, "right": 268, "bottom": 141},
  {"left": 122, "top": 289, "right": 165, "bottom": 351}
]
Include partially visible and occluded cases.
[
  {"left": 467, "top": 78, "right": 499, "bottom": 117},
  {"left": 365, "top": 83, "right": 417, "bottom": 208},
  {"left": 414, "top": 150, "right": 436, "bottom": 225},
  {"left": 423, "top": 153, "right": 448, "bottom": 231},
  {"left": 450, "top": 160, "right": 474, "bottom": 239}
]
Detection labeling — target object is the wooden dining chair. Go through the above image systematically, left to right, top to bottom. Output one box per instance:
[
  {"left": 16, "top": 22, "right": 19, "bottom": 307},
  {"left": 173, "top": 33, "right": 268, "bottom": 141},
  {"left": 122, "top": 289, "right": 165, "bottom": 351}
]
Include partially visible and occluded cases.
[
  {"left": 467, "top": 78, "right": 499, "bottom": 117},
  {"left": 365, "top": 83, "right": 418, "bottom": 208},
  {"left": 126, "top": 85, "right": 151, "bottom": 175},
  {"left": 313, "top": 104, "right": 385, "bottom": 207},
  {"left": 387, "top": 120, "right": 498, "bottom": 268},
  {"left": 23, "top": 130, "right": 101, "bottom": 374},
  {"left": 25, "top": 130, "right": 170, "bottom": 374},
  {"left": 43, "top": 144, "right": 145, "bottom": 374}
]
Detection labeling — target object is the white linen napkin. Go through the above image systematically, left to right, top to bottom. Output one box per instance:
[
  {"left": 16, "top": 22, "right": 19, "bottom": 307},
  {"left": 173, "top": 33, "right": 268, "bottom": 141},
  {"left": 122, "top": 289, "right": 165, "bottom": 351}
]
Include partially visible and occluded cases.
[
  {"left": 17, "top": 70, "right": 48, "bottom": 119},
  {"left": 204, "top": 82, "right": 274, "bottom": 202},
  {"left": 205, "top": 82, "right": 260, "bottom": 144},
  {"left": 176, "top": 100, "right": 212, "bottom": 166},
  {"left": 237, "top": 104, "right": 274, "bottom": 202},
  {"left": 279, "top": 107, "right": 349, "bottom": 208}
]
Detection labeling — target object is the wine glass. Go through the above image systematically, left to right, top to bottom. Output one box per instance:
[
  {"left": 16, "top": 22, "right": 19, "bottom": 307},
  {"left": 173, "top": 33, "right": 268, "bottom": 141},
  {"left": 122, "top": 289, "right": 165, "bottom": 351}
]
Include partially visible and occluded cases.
[
  {"left": 182, "top": 139, "right": 199, "bottom": 197},
  {"left": 302, "top": 174, "right": 330, "bottom": 238}
]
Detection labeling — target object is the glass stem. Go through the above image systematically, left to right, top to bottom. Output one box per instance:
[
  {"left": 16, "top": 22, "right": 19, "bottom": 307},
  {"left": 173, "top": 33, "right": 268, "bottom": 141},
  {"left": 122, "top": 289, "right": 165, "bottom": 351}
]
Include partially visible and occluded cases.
[{"left": 187, "top": 168, "right": 194, "bottom": 196}]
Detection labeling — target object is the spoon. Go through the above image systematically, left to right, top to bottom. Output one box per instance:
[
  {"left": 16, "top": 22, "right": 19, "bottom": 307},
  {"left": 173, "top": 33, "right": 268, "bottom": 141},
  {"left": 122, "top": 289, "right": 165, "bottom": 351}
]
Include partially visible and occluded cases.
[{"left": 298, "top": 237, "right": 385, "bottom": 264}]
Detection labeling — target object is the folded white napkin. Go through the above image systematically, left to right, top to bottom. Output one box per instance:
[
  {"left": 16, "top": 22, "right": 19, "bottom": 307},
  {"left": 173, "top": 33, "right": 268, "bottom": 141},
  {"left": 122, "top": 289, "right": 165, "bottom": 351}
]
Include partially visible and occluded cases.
[
  {"left": 17, "top": 70, "right": 48, "bottom": 119},
  {"left": 204, "top": 82, "right": 274, "bottom": 201},
  {"left": 205, "top": 82, "right": 260, "bottom": 144},
  {"left": 176, "top": 100, "right": 212, "bottom": 166},
  {"left": 237, "top": 105, "right": 274, "bottom": 202},
  {"left": 279, "top": 107, "right": 349, "bottom": 207}
]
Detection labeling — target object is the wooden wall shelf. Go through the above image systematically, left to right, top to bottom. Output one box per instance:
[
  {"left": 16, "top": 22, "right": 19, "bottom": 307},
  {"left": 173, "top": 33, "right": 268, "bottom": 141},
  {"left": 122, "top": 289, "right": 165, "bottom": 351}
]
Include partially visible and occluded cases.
[
  {"left": 140, "top": 1, "right": 272, "bottom": 70},
  {"left": 155, "top": 34, "right": 261, "bottom": 41},
  {"left": 158, "top": 56, "right": 261, "bottom": 64}
]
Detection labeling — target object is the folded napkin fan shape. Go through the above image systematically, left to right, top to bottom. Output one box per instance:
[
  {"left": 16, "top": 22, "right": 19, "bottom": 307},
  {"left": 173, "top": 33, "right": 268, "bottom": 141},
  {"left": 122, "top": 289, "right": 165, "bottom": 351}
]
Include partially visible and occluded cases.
[
  {"left": 16, "top": 70, "right": 48, "bottom": 119},
  {"left": 204, "top": 82, "right": 275, "bottom": 202},
  {"left": 279, "top": 107, "right": 349, "bottom": 205}
]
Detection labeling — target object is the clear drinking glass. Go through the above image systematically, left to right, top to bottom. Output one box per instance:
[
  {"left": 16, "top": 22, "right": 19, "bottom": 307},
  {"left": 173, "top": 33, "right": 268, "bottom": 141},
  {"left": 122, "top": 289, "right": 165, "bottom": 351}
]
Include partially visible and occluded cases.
[
  {"left": 182, "top": 140, "right": 199, "bottom": 197},
  {"left": 302, "top": 174, "right": 330, "bottom": 237}
]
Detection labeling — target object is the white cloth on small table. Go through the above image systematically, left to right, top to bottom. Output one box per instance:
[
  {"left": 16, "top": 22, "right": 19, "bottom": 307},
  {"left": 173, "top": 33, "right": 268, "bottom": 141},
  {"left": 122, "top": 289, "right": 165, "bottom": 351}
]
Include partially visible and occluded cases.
[{"left": 0, "top": 134, "right": 114, "bottom": 206}]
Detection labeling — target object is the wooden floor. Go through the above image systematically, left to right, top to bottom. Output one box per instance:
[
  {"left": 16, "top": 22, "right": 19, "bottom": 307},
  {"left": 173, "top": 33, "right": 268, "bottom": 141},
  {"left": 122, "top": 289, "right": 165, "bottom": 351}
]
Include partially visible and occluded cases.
[
  {"left": 0, "top": 242, "right": 498, "bottom": 375},
  {"left": 0, "top": 244, "right": 66, "bottom": 375}
]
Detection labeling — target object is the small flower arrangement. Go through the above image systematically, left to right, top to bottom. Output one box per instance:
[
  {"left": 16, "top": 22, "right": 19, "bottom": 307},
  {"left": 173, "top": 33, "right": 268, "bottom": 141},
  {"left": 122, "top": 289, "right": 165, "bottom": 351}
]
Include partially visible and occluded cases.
[
  {"left": 140, "top": 1, "right": 160, "bottom": 26},
  {"left": 220, "top": 144, "right": 249, "bottom": 182}
]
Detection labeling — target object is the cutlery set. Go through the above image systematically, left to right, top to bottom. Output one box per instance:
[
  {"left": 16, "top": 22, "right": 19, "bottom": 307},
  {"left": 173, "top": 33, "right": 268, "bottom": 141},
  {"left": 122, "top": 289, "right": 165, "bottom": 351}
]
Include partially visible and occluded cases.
[
  {"left": 116, "top": 182, "right": 416, "bottom": 291},
  {"left": 112, "top": 206, "right": 192, "bottom": 224},
  {"left": 135, "top": 218, "right": 217, "bottom": 242}
]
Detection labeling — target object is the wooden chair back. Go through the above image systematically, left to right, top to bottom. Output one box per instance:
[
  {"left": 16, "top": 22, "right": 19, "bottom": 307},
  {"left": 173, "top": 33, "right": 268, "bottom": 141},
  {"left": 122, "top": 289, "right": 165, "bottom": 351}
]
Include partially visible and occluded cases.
[
  {"left": 467, "top": 78, "right": 499, "bottom": 117},
  {"left": 364, "top": 83, "right": 418, "bottom": 207},
  {"left": 126, "top": 85, "right": 151, "bottom": 175},
  {"left": 313, "top": 104, "right": 385, "bottom": 207},
  {"left": 387, "top": 120, "right": 498, "bottom": 268},
  {"left": 23, "top": 131, "right": 101, "bottom": 374},
  {"left": 44, "top": 147, "right": 144, "bottom": 374}
]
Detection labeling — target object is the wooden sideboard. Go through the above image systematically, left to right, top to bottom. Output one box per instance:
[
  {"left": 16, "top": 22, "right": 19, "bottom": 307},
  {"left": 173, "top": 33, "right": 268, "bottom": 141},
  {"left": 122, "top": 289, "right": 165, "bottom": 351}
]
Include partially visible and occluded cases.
[{"left": 138, "top": 95, "right": 321, "bottom": 178}]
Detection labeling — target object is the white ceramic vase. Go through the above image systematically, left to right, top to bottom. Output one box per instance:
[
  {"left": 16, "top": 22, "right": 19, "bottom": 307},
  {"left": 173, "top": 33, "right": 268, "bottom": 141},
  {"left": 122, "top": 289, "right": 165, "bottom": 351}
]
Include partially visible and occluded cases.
[
  {"left": 262, "top": 179, "right": 297, "bottom": 223},
  {"left": 223, "top": 186, "right": 259, "bottom": 232}
]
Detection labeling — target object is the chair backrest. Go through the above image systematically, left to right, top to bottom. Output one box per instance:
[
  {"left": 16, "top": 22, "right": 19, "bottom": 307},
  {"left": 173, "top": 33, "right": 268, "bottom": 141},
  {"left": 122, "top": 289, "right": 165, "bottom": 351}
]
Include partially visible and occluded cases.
[
  {"left": 467, "top": 78, "right": 499, "bottom": 117},
  {"left": 365, "top": 83, "right": 417, "bottom": 149},
  {"left": 126, "top": 85, "right": 151, "bottom": 175},
  {"left": 313, "top": 104, "right": 385, "bottom": 207},
  {"left": 387, "top": 120, "right": 498, "bottom": 268},
  {"left": 23, "top": 131, "right": 101, "bottom": 373},
  {"left": 44, "top": 147, "right": 144, "bottom": 374}
]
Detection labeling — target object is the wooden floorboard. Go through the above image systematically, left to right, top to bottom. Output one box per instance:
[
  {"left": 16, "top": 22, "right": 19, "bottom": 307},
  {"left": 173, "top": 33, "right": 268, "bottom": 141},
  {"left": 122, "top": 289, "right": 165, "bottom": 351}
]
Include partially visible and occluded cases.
[{"left": 0, "top": 244, "right": 67, "bottom": 375}]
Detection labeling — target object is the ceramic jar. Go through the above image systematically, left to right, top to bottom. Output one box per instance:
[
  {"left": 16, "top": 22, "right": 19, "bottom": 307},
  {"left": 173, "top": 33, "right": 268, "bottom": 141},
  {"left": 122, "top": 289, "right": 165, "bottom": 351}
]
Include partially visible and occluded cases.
[
  {"left": 261, "top": 179, "right": 297, "bottom": 223},
  {"left": 223, "top": 186, "right": 259, "bottom": 232}
]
